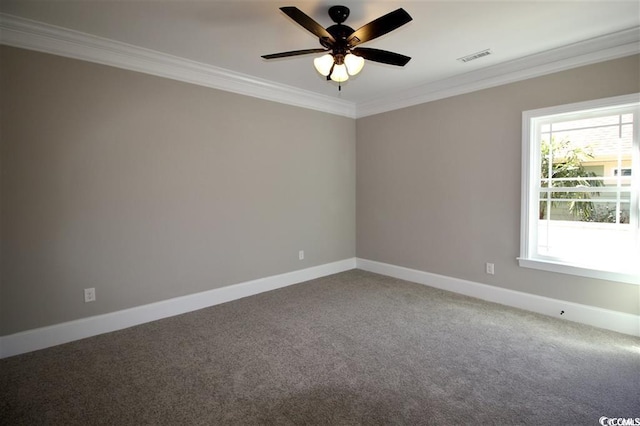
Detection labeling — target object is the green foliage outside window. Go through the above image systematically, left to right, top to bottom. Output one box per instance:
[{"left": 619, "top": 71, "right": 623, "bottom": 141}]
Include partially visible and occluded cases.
[{"left": 539, "top": 138, "right": 603, "bottom": 221}]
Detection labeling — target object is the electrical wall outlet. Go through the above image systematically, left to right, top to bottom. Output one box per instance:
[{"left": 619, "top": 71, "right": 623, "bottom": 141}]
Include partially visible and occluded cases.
[
  {"left": 299, "top": 250, "right": 304, "bottom": 260},
  {"left": 485, "top": 262, "right": 495, "bottom": 275},
  {"left": 84, "top": 287, "right": 96, "bottom": 303}
]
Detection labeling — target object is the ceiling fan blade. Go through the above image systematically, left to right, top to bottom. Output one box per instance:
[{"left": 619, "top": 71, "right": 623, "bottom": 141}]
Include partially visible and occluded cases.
[
  {"left": 280, "top": 6, "right": 336, "bottom": 45},
  {"left": 347, "top": 8, "right": 412, "bottom": 47},
  {"left": 262, "top": 48, "right": 328, "bottom": 60},
  {"left": 351, "top": 48, "right": 411, "bottom": 66}
]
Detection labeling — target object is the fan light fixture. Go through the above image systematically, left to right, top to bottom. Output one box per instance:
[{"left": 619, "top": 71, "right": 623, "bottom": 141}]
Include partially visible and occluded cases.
[
  {"left": 262, "top": 5, "right": 412, "bottom": 91},
  {"left": 313, "top": 53, "right": 364, "bottom": 82},
  {"left": 344, "top": 53, "right": 365, "bottom": 75}
]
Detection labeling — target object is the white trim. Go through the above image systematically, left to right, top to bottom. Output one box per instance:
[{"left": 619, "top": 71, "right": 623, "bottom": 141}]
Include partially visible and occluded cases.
[
  {"left": 0, "top": 13, "right": 356, "bottom": 119},
  {"left": 1, "top": 13, "right": 638, "bottom": 119},
  {"left": 356, "top": 27, "right": 640, "bottom": 118},
  {"left": 523, "top": 92, "right": 640, "bottom": 118},
  {"left": 520, "top": 105, "right": 535, "bottom": 264},
  {"left": 0, "top": 258, "right": 357, "bottom": 359},
  {"left": 356, "top": 258, "right": 640, "bottom": 337},
  {"left": 518, "top": 258, "right": 639, "bottom": 285}
]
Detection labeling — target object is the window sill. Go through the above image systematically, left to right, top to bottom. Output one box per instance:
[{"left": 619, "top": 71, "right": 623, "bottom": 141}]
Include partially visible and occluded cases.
[{"left": 518, "top": 258, "right": 640, "bottom": 285}]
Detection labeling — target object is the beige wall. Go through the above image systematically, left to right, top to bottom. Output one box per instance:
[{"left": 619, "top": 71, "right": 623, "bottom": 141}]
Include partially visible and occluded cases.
[
  {"left": 1, "top": 45, "right": 638, "bottom": 337},
  {"left": 0, "top": 46, "right": 356, "bottom": 335},
  {"left": 357, "top": 54, "right": 640, "bottom": 316}
]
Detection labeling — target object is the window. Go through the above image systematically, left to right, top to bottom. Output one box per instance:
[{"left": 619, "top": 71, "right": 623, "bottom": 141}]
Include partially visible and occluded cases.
[
  {"left": 520, "top": 93, "right": 640, "bottom": 284},
  {"left": 614, "top": 168, "right": 632, "bottom": 177}
]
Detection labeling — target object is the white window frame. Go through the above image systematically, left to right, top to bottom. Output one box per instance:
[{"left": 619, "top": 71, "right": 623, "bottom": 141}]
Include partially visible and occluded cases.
[{"left": 519, "top": 93, "right": 640, "bottom": 285}]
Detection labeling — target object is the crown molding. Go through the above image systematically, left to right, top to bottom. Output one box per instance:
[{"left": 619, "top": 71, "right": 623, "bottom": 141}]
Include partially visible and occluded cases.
[
  {"left": 0, "top": 13, "right": 357, "bottom": 118},
  {"left": 1, "top": 13, "right": 638, "bottom": 120},
  {"left": 356, "top": 27, "right": 640, "bottom": 118}
]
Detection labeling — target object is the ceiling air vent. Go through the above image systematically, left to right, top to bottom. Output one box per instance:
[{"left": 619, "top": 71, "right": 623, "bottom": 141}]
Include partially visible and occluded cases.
[{"left": 457, "top": 49, "right": 492, "bottom": 63}]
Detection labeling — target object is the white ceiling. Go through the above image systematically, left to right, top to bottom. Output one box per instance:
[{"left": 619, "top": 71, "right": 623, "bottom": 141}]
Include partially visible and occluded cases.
[{"left": 1, "top": 1, "right": 639, "bottom": 111}]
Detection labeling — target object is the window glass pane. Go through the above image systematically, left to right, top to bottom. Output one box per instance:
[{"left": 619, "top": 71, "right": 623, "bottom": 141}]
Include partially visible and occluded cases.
[
  {"left": 551, "top": 115, "right": 620, "bottom": 131},
  {"left": 621, "top": 124, "right": 634, "bottom": 148},
  {"left": 551, "top": 126, "right": 622, "bottom": 151},
  {"left": 540, "top": 140, "right": 594, "bottom": 181},
  {"left": 540, "top": 192, "right": 631, "bottom": 223},
  {"left": 538, "top": 193, "right": 550, "bottom": 220},
  {"left": 544, "top": 199, "right": 598, "bottom": 222},
  {"left": 546, "top": 200, "right": 581, "bottom": 221},
  {"left": 586, "top": 200, "right": 630, "bottom": 224},
  {"left": 537, "top": 219, "right": 636, "bottom": 265}
]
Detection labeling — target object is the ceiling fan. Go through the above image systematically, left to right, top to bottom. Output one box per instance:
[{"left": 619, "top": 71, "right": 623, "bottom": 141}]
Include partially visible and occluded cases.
[{"left": 262, "top": 5, "right": 412, "bottom": 89}]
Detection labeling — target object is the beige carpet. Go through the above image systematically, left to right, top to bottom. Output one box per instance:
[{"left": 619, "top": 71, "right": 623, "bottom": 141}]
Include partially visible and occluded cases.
[{"left": 1, "top": 270, "right": 639, "bottom": 425}]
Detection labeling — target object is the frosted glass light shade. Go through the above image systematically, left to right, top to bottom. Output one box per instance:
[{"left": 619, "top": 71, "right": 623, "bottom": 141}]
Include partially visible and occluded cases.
[
  {"left": 344, "top": 53, "right": 365, "bottom": 76},
  {"left": 313, "top": 54, "right": 334, "bottom": 76},
  {"left": 330, "top": 64, "right": 349, "bottom": 82}
]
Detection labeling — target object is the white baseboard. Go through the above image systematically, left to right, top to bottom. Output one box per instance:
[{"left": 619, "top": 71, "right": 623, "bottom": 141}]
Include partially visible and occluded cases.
[
  {"left": 3, "top": 257, "right": 635, "bottom": 359},
  {"left": 0, "top": 258, "right": 357, "bottom": 359},
  {"left": 356, "top": 258, "right": 640, "bottom": 337}
]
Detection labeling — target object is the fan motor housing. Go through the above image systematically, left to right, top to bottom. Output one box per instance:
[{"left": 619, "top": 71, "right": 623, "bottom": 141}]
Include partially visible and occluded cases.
[
  {"left": 320, "top": 5, "right": 354, "bottom": 51},
  {"left": 328, "top": 6, "right": 350, "bottom": 24},
  {"left": 321, "top": 24, "right": 355, "bottom": 50}
]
